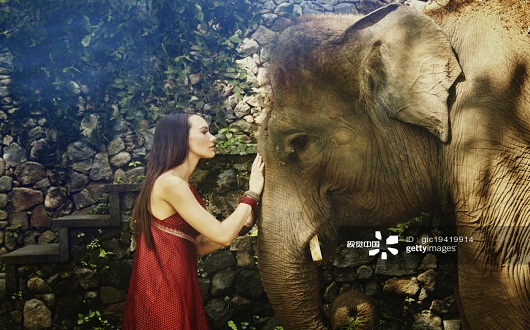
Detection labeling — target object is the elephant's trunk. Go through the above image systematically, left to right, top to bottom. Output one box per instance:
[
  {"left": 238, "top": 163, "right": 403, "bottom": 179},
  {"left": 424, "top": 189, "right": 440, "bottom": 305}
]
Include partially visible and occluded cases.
[{"left": 257, "top": 185, "right": 327, "bottom": 329}]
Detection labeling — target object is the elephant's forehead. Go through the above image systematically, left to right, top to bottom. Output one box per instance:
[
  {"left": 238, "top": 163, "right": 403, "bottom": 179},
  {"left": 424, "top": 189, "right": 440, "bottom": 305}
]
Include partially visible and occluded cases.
[{"left": 269, "top": 112, "right": 298, "bottom": 131}]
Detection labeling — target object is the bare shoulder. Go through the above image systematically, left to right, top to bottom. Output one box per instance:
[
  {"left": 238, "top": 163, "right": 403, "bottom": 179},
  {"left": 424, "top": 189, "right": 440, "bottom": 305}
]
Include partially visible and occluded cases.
[{"left": 154, "top": 172, "right": 191, "bottom": 199}]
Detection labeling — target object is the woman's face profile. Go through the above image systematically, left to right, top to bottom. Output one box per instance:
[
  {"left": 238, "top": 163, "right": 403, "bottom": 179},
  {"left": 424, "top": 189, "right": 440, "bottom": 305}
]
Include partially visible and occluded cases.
[{"left": 188, "top": 115, "right": 216, "bottom": 159}]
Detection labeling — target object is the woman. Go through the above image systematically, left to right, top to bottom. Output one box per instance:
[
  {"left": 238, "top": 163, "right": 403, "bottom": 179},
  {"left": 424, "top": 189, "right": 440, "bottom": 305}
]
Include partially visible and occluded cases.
[{"left": 122, "top": 112, "right": 264, "bottom": 330}]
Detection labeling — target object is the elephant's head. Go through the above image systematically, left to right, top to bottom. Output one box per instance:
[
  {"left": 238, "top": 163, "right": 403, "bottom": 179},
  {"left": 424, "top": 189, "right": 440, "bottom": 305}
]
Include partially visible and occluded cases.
[{"left": 257, "top": 5, "right": 461, "bottom": 329}]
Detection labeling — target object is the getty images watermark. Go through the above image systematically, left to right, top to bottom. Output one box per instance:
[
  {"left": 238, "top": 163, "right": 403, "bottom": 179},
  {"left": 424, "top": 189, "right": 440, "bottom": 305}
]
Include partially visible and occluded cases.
[{"left": 346, "top": 231, "right": 472, "bottom": 259}]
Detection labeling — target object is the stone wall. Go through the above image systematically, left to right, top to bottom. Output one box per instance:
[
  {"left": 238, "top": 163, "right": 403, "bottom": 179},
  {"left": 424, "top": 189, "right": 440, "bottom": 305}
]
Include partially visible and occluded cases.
[{"left": 0, "top": 1, "right": 461, "bottom": 329}]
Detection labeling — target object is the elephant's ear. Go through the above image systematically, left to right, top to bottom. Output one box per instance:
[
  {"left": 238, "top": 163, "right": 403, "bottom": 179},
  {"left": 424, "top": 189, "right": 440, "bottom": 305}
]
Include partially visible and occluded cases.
[{"left": 343, "top": 4, "right": 461, "bottom": 142}]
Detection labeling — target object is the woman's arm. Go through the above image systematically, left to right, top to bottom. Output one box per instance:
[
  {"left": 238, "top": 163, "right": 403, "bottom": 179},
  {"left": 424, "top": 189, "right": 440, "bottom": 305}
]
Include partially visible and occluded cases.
[
  {"left": 157, "top": 155, "right": 264, "bottom": 247},
  {"left": 196, "top": 212, "right": 254, "bottom": 256}
]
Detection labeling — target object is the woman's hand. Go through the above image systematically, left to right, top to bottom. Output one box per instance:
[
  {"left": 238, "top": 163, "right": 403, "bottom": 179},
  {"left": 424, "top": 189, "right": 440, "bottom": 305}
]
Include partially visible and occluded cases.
[{"left": 248, "top": 153, "right": 265, "bottom": 195}]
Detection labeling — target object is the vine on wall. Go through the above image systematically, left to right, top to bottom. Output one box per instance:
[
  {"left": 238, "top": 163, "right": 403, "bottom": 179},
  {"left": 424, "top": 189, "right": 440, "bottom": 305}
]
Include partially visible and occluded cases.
[{"left": 0, "top": 0, "right": 260, "bottom": 162}]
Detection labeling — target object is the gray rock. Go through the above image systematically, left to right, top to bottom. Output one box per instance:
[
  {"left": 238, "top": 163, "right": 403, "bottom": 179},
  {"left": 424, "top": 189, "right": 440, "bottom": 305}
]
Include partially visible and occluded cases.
[
  {"left": 334, "top": 3, "right": 358, "bottom": 14},
  {"left": 261, "top": 13, "right": 279, "bottom": 27},
  {"left": 252, "top": 25, "right": 278, "bottom": 46},
  {"left": 237, "top": 38, "right": 260, "bottom": 56},
  {"left": 236, "top": 56, "right": 258, "bottom": 74},
  {"left": 0, "top": 86, "right": 8, "bottom": 98},
  {"left": 234, "top": 101, "right": 251, "bottom": 118},
  {"left": 80, "top": 114, "right": 98, "bottom": 137},
  {"left": 114, "top": 119, "right": 130, "bottom": 134},
  {"left": 228, "top": 119, "right": 253, "bottom": 133},
  {"left": 27, "top": 126, "right": 45, "bottom": 142},
  {"left": 139, "top": 127, "right": 155, "bottom": 151},
  {"left": 108, "top": 138, "right": 125, "bottom": 156},
  {"left": 66, "top": 141, "right": 95, "bottom": 162},
  {"left": 4, "top": 143, "right": 26, "bottom": 167},
  {"left": 130, "top": 146, "right": 147, "bottom": 159},
  {"left": 110, "top": 151, "right": 132, "bottom": 168},
  {"left": 89, "top": 152, "right": 113, "bottom": 181},
  {"left": 0, "top": 158, "right": 5, "bottom": 175},
  {"left": 72, "top": 158, "right": 93, "bottom": 173},
  {"left": 14, "top": 161, "right": 46, "bottom": 185},
  {"left": 125, "top": 166, "right": 145, "bottom": 184},
  {"left": 113, "top": 168, "right": 128, "bottom": 184},
  {"left": 217, "top": 169, "right": 238, "bottom": 190},
  {"left": 68, "top": 171, "right": 89, "bottom": 193},
  {"left": 0, "top": 175, "right": 12, "bottom": 192},
  {"left": 33, "top": 178, "right": 51, "bottom": 190},
  {"left": 44, "top": 187, "right": 67, "bottom": 210},
  {"left": 11, "top": 188, "right": 43, "bottom": 212},
  {"left": 72, "top": 189, "right": 95, "bottom": 209},
  {"left": 0, "top": 193, "right": 7, "bottom": 208},
  {"left": 30, "top": 205, "right": 52, "bottom": 228},
  {"left": 9, "top": 212, "right": 29, "bottom": 231},
  {"left": 38, "top": 230, "right": 56, "bottom": 244},
  {"left": 4, "top": 232, "right": 16, "bottom": 250},
  {"left": 333, "top": 247, "right": 374, "bottom": 268},
  {"left": 203, "top": 250, "right": 236, "bottom": 274},
  {"left": 375, "top": 251, "right": 421, "bottom": 276},
  {"left": 420, "top": 253, "right": 438, "bottom": 270},
  {"left": 106, "top": 259, "right": 133, "bottom": 290},
  {"left": 357, "top": 265, "right": 374, "bottom": 279},
  {"left": 74, "top": 267, "right": 101, "bottom": 289},
  {"left": 211, "top": 268, "right": 236, "bottom": 296},
  {"left": 235, "top": 269, "right": 264, "bottom": 298},
  {"left": 418, "top": 269, "right": 438, "bottom": 293},
  {"left": 27, "top": 276, "right": 52, "bottom": 293},
  {"left": 53, "top": 276, "right": 79, "bottom": 295},
  {"left": 383, "top": 277, "right": 420, "bottom": 297},
  {"left": 364, "top": 280, "right": 381, "bottom": 297},
  {"left": 100, "top": 286, "right": 127, "bottom": 305},
  {"left": 34, "top": 293, "right": 55, "bottom": 308},
  {"left": 430, "top": 295, "right": 457, "bottom": 316},
  {"left": 205, "top": 297, "right": 234, "bottom": 329},
  {"left": 23, "top": 299, "right": 52, "bottom": 330},
  {"left": 412, "top": 311, "right": 443, "bottom": 330}
]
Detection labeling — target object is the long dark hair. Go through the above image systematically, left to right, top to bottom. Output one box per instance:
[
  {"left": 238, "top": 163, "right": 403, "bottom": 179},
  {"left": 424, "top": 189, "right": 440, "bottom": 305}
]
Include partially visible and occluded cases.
[{"left": 131, "top": 112, "right": 192, "bottom": 248}]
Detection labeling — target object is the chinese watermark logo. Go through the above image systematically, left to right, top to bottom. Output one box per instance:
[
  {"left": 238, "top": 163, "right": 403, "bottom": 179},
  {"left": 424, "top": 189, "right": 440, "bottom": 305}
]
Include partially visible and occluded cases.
[
  {"left": 346, "top": 231, "right": 399, "bottom": 260},
  {"left": 368, "top": 231, "right": 399, "bottom": 259}
]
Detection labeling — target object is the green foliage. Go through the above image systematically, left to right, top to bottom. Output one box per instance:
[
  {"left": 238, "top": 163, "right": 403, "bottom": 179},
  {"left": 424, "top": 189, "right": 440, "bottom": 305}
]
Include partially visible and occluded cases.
[
  {"left": 1, "top": 0, "right": 260, "bottom": 164},
  {"left": 215, "top": 127, "right": 257, "bottom": 155},
  {"left": 90, "top": 193, "right": 109, "bottom": 214},
  {"left": 388, "top": 212, "right": 429, "bottom": 240},
  {"left": 5, "top": 225, "right": 22, "bottom": 238},
  {"left": 86, "top": 238, "right": 113, "bottom": 258},
  {"left": 197, "top": 257, "right": 208, "bottom": 278},
  {"left": 10, "top": 290, "right": 23, "bottom": 301},
  {"left": 77, "top": 309, "right": 115, "bottom": 329},
  {"left": 227, "top": 318, "right": 283, "bottom": 330}
]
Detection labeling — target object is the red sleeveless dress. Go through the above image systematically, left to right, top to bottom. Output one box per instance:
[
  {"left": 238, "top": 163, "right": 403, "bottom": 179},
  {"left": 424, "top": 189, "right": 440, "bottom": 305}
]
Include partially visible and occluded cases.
[{"left": 122, "top": 186, "right": 210, "bottom": 330}]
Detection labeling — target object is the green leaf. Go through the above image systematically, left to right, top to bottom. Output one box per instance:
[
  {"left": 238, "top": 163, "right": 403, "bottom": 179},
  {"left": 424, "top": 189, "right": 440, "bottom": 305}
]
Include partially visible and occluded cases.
[{"left": 81, "top": 34, "right": 91, "bottom": 47}]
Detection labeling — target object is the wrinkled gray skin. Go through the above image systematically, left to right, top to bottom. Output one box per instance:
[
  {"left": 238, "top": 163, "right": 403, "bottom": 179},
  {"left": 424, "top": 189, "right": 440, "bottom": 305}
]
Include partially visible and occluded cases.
[{"left": 257, "top": 2, "right": 530, "bottom": 329}]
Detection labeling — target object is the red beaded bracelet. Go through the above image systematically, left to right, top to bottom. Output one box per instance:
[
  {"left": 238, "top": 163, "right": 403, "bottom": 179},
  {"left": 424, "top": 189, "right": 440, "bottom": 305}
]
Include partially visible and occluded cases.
[
  {"left": 239, "top": 195, "right": 257, "bottom": 211},
  {"left": 238, "top": 196, "right": 258, "bottom": 236}
]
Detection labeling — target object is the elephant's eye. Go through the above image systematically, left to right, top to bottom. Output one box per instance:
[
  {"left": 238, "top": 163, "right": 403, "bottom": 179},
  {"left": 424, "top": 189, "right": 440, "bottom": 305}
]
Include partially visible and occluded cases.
[{"left": 290, "top": 135, "right": 310, "bottom": 153}]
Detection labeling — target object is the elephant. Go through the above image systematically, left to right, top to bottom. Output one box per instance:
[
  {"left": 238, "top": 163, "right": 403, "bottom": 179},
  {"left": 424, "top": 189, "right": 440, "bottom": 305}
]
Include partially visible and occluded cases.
[{"left": 257, "top": 1, "right": 530, "bottom": 329}]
